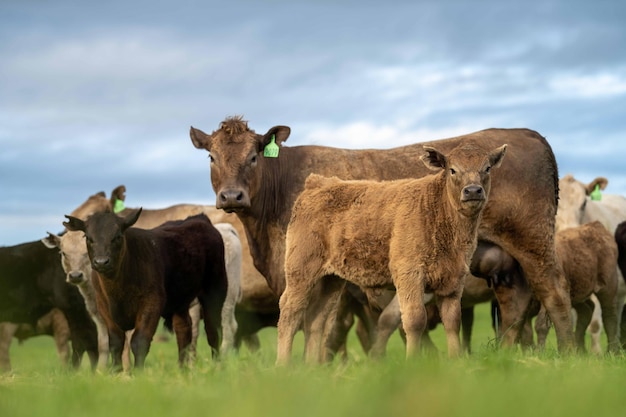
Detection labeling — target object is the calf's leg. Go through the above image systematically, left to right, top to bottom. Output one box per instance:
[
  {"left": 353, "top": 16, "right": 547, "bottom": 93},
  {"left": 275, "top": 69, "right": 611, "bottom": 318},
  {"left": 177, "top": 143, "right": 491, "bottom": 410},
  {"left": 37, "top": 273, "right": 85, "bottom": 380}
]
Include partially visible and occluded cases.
[
  {"left": 276, "top": 275, "right": 318, "bottom": 366},
  {"left": 395, "top": 282, "right": 427, "bottom": 358},
  {"left": 438, "top": 293, "right": 463, "bottom": 358},
  {"left": 172, "top": 311, "right": 193, "bottom": 367}
]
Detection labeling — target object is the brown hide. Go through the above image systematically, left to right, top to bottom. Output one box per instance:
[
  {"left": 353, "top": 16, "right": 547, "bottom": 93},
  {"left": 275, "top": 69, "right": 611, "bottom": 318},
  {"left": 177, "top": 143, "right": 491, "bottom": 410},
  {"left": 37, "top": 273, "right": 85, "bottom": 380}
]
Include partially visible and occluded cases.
[
  {"left": 190, "top": 116, "right": 574, "bottom": 351},
  {"left": 277, "top": 143, "right": 506, "bottom": 362},
  {"left": 64, "top": 211, "right": 228, "bottom": 369},
  {"left": 615, "top": 220, "right": 626, "bottom": 285},
  {"left": 542, "top": 221, "right": 619, "bottom": 352}
]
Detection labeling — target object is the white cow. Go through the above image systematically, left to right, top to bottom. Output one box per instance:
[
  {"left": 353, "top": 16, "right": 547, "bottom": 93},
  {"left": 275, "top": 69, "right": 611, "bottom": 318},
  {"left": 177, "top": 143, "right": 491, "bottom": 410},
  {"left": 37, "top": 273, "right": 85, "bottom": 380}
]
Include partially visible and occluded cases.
[
  {"left": 556, "top": 174, "right": 626, "bottom": 353},
  {"left": 212, "top": 223, "right": 243, "bottom": 354}
]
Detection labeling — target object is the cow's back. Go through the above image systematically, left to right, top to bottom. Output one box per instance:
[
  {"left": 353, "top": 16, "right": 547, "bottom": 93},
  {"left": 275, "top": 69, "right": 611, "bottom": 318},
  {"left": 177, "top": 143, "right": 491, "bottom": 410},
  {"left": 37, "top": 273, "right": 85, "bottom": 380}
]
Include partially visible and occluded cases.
[
  {"left": 155, "top": 215, "right": 227, "bottom": 308},
  {"left": 0, "top": 242, "right": 64, "bottom": 324}
]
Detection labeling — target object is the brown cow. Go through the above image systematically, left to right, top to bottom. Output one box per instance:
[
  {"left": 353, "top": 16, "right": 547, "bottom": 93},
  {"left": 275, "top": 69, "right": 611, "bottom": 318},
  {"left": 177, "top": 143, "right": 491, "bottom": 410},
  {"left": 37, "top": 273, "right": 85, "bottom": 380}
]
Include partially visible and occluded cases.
[
  {"left": 190, "top": 116, "right": 575, "bottom": 355},
  {"left": 276, "top": 142, "right": 507, "bottom": 363},
  {"left": 64, "top": 210, "right": 228, "bottom": 370},
  {"left": 534, "top": 221, "right": 619, "bottom": 353}
]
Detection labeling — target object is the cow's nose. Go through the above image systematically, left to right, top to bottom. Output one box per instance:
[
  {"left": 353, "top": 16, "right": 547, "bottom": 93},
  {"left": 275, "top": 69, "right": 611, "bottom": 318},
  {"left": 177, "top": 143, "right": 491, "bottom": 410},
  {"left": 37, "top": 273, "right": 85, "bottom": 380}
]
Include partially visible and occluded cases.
[
  {"left": 463, "top": 185, "right": 484, "bottom": 201},
  {"left": 219, "top": 189, "right": 244, "bottom": 203},
  {"left": 93, "top": 257, "right": 110, "bottom": 268},
  {"left": 67, "top": 271, "right": 85, "bottom": 285}
]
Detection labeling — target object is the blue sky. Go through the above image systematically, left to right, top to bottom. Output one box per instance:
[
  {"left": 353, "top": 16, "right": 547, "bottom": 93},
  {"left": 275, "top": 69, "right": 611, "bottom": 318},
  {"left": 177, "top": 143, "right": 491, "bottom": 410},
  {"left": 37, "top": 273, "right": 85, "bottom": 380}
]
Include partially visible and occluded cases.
[{"left": 1, "top": 0, "right": 625, "bottom": 245}]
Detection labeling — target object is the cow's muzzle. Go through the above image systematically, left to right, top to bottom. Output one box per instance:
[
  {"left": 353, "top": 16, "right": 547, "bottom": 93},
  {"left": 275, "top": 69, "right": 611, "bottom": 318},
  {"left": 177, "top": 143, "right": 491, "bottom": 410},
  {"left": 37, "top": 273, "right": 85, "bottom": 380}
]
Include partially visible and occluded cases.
[
  {"left": 216, "top": 188, "right": 251, "bottom": 212},
  {"left": 92, "top": 256, "right": 112, "bottom": 273},
  {"left": 67, "top": 271, "right": 86, "bottom": 286}
]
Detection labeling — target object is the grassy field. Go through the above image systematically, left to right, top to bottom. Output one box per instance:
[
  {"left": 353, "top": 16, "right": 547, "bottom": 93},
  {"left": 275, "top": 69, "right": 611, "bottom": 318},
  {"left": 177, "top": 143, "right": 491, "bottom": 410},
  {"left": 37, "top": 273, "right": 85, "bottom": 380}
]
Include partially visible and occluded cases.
[{"left": 2, "top": 302, "right": 626, "bottom": 417}]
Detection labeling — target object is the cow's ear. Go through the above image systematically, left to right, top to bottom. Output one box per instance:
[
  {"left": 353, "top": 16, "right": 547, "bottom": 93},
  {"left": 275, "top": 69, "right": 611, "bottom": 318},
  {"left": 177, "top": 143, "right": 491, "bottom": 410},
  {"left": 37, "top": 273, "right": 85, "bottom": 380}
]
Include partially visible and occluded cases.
[
  {"left": 258, "top": 125, "right": 290, "bottom": 152},
  {"left": 190, "top": 127, "right": 213, "bottom": 151},
  {"left": 489, "top": 144, "right": 507, "bottom": 169},
  {"left": 421, "top": 146, "right": 447, "bottom": 171},
  {"left": 586, "top": 177, "right": 608, "bottom": 195},
  {"left": 122, "top": 207, "right": 142, "bottom": 230},
  {"left": 64, "top": 215, "right": 86, "bottom": 232},
  {"left": 41, "top": 232, "right": 61, "bottom": 249}
]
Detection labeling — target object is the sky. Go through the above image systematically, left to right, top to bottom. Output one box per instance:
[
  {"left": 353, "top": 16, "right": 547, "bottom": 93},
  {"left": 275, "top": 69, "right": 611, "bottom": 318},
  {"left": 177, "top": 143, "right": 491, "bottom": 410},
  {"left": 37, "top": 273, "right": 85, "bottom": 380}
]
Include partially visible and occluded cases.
[{"left": 1, "top": 0, "right": 625, "bottom": 246}]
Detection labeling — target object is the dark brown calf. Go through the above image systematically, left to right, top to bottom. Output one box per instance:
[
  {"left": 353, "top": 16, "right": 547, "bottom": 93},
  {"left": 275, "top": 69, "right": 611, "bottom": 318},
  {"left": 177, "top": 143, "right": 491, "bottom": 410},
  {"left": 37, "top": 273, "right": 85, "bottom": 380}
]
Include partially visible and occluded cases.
[{"left": 64, "top": 210, "right": 228, "bottom": 370}]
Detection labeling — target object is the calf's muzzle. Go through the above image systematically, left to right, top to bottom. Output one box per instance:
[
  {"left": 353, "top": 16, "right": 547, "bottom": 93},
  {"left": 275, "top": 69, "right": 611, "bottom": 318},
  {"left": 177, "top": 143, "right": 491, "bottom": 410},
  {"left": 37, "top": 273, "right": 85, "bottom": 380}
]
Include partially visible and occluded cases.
[{"left": 462, "top": 185, "right": 485, "bottom": 201}]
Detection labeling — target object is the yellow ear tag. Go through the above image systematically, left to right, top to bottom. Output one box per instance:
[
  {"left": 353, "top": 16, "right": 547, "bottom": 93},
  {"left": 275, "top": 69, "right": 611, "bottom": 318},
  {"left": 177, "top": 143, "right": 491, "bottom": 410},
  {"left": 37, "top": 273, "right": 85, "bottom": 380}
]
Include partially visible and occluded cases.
[
  {"left": 263, "top": 134, "right": 279, "bottom": 158},
  {"left": 590, "top": 184, "right": 602, "bottom": 201}
]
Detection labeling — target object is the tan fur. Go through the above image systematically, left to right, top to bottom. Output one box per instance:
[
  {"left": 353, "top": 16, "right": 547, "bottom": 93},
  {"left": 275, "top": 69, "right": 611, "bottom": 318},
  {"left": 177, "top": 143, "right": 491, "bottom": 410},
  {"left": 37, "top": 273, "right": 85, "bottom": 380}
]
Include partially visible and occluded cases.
[
  {"left": 276, "top": 143, "right": 507, "bottom": 363},
  {"left": 535, "top": 221, "right": 619, "bottom": 352}
]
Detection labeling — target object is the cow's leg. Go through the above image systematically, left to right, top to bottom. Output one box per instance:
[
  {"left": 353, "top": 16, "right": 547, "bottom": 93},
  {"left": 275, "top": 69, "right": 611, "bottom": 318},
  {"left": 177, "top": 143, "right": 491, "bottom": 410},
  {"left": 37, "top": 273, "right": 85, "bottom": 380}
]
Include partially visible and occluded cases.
[
  {"left": 519, "top": 258, "right": 574, "bottom": 351},
  {"left": 299, "top": 277, "right": 344, "bottom": 363},
  {"left": 314, "top": 277, "right": 348, "bottom": 363},
  {"left": 492, "top": 280, "right": 534, "bottom": 348},
  {"left": 596, "top": 287, "right": 619, "bottom": 354},
  {"left": 324, "top": 289, "right": 355, "bottom": 362},
  {"left": 437, "top": 292, "right": 463, "bottom": 358},
  {"left": 198, "top": 293, "right": 223, "bottom": 359},
  {"left": 219, "top": 293, "right": 238, "bottom": 356},
  {"left": 587, "top": 294, "right": 603, "bottom": 354},
  {"left": 370, "top": 295, "right": 402, "bottom": 358},
  {"left": 574, "top": 299, "right": 594, "bottom": 353},
  {"left": 188, "top": 300, "right": 201, "bottom": 362},
  {"left": 534, "top": 305, "right": 550, "bottom": 349},
  {"left": 461, "top": 306, "right": 474, "bottom": 354},
  {"left": 48, "top": 309, "right": 71, "bottom": 367},
  {"left": 172, "top": 311, "right": 193, "bottom": 367},
  {"left": 131, "top": 312, "right": 160, "bottom": 369},
  {"left": 92, "top": 315, "right": 110, "bottom": 371},
  {"left": 0, "top": 322, "right": 18, "bottom": 372},
  {"left": 108, "top": 326, "right": 126, "bottom": 371},
  {"left": 122, "top": 331, "right": 133, "bottom": 372}
]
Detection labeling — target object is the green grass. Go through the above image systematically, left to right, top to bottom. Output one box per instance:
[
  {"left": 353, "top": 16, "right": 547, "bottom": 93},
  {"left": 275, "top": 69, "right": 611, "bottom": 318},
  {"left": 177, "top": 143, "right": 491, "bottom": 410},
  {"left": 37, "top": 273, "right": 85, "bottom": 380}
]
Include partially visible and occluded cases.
[{"left": 2, "top": 303, "right": 626, "bottom": 417}]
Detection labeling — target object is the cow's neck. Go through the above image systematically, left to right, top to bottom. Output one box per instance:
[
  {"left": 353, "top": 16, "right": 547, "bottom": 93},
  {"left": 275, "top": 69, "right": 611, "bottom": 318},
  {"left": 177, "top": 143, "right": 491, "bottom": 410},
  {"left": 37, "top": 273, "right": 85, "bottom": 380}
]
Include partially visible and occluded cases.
[{"left": 236, "top": 148, "right": 308, "bottom": 295}]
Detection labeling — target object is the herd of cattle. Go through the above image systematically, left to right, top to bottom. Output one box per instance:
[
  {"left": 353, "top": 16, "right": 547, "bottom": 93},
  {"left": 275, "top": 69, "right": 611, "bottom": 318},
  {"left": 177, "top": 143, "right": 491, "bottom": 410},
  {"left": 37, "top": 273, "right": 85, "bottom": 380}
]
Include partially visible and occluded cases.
[{"left": 2, "top": 115, "right": 626, "bottom": 371}]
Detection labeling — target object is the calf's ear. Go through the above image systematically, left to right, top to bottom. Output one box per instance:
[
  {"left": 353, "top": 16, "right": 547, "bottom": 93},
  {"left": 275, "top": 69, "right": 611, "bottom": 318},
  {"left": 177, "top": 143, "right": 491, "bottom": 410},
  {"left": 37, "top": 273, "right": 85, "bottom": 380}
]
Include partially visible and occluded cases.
[
  {"left": 190, "top": 127, "right": 213, "bottom": 151},
  {"left": 489, "top": 144, "right": 508, "bottom": 169},
  {"left": 421, "top": 146, "right": 447, "bottom": 171},
  {"left": 122, "top": 207, "right": 142, "bottom": 231},
  {"left": 63, "top": 215, "right": 86, "bottom": 232},
  {"left": 41, "top": 232, "right": 61, "bottom": 249}
]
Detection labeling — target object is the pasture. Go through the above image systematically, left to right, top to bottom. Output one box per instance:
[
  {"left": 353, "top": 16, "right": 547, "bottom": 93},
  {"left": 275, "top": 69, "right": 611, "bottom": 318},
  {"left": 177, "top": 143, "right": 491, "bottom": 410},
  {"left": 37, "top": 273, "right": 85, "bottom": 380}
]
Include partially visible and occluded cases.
[{"left": 2, "top": 303, "right": 626, "bottom": 417}]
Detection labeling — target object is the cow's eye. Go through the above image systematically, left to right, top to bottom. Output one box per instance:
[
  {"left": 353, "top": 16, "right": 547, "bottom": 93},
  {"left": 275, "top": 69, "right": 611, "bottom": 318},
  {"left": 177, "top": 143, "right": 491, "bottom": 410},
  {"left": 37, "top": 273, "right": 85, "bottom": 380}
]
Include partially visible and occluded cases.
[
  {"left": 208, "top": 154, "right": 215, "bottom": 163},
  {"left": 250, "top": 155, "right": 257, "bottom": 165},
  {"left": 485, "top": 166, "right": 491, "bottom": 174},
  {"left": 450, "top": 168, "right": 456, "bottom": 175}
]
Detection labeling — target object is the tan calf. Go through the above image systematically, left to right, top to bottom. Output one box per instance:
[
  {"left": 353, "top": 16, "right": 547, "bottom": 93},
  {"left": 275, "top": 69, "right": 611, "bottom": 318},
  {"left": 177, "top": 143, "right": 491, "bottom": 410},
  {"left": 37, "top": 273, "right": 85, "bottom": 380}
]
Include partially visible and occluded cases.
[
  {"left": 276, "top": 142, "right": 507, "bottom": 364},
  {"left": 534, "top": 221, "right": 619, "bottom": 352}
]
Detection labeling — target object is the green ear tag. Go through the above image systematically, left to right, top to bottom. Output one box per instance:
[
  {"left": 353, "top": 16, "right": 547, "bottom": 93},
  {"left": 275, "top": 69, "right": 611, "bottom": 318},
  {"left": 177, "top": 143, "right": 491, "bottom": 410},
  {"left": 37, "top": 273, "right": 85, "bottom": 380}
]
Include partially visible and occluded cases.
[
  {"left": 263, "top": 134, "right": 279, "bottom": 158},
  {"left": 590, "top": 184, "right": 602, "bottom": 201},
  {"left": 113, "top": 199, "right": 126, "bottom": 213}
]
